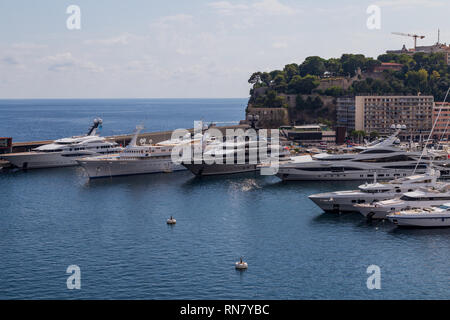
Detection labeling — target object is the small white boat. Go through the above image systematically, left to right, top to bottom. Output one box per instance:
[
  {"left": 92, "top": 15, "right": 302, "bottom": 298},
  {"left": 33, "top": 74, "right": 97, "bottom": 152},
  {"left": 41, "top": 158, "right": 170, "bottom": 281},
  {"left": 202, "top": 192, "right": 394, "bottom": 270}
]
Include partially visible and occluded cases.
[
  {"left": 388, "top": 203, "right": 450, "bottom": 227},
  {"left": 167, "top": 217, "right": 176, "bottom": 225}
]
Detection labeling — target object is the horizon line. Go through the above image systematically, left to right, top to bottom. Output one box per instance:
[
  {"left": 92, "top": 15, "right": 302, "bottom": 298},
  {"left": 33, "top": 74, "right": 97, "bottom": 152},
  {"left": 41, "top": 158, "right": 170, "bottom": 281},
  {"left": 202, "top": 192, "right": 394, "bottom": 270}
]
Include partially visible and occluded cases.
[{"left": 0, "top": 97, "right": 250, "bottom": 100}]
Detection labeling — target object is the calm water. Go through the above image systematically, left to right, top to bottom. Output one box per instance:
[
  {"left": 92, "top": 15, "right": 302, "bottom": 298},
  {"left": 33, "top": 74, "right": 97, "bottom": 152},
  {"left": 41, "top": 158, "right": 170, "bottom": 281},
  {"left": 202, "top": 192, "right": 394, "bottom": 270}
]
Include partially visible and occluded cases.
[{"left": 1, "top": 99, "right": 449, "bottom": 299}]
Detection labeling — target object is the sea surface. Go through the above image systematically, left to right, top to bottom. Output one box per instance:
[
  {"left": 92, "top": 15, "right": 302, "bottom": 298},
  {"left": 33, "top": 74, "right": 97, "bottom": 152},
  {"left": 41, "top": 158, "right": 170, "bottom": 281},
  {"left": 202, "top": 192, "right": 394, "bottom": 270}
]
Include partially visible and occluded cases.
[{"left": 0, "top": 99, "right": 449, "bottom": 300}]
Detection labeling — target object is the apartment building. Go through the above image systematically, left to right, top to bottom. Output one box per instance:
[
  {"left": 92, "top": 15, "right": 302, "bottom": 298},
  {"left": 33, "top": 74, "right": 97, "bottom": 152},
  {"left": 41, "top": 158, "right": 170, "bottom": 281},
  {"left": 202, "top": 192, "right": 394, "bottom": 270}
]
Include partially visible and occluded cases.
[
  {"left": 355, "top": 95, "right": 434, "bottom": 140},
  {"left": 336, "top": 97, "right": 356, "bottom": 133},
  {"left": 432, "top": 102, "right": 450, "bottom": 140}
]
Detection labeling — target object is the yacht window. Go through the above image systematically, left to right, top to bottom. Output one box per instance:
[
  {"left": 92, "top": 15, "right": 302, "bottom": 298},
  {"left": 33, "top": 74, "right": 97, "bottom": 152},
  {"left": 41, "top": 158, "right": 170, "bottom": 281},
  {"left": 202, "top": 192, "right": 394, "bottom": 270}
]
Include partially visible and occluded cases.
[
  {"left": 360, "top": 149, "right": 396, "bottom": 154},
  {"left": 356, "top": 155, "right": 416, "bottom": 163}
]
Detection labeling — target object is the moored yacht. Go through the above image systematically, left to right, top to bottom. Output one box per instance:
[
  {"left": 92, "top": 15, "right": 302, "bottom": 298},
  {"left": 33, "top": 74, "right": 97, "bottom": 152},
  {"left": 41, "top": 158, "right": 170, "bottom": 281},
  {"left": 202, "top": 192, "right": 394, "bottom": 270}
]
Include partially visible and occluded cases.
[
  {"left": 1, "top": 119, "right": 122, "bottom": 169},
  {"left": 76, "top": 126, "right": 187, "bottom": 178},
  {"left": 275, "top": 128, "right": 449, "bottom": 181},
  {"left": 182, "top": 137, "right": 289, "bottom": 176},
  {"left": 308, "top": 168, "right": 441, "bottom": 213},
  {"left": 355, "top": 184, "right": 450, "bottom": 220},
  {"left": 387, "top": 203, "right": 450, "bottom": 227}
]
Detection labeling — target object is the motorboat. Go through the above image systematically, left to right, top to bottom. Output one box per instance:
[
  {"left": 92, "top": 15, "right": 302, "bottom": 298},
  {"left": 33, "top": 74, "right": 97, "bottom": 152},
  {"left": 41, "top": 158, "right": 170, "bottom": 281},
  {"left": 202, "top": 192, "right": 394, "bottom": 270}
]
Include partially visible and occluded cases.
[
  {"left": 355, "top": 184, "right": 450, "bottom": 220},
  {"left": 387, "top": 203, "right": 450, "bottom": 227}
]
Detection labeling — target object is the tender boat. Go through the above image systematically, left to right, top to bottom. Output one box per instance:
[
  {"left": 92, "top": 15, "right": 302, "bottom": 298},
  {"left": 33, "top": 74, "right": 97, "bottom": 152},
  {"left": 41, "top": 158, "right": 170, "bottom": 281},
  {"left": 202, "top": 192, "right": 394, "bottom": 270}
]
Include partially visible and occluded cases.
[{"left": 388, "top": 203, "right": 450, "bottom": 227}]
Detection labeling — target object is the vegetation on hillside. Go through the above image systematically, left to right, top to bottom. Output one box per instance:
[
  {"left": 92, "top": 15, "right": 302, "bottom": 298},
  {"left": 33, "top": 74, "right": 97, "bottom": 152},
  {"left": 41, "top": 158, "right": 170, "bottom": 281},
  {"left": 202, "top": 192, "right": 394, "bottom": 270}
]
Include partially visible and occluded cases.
[{"left": 248, "top": 53, "right": 450, "bottom": 109}]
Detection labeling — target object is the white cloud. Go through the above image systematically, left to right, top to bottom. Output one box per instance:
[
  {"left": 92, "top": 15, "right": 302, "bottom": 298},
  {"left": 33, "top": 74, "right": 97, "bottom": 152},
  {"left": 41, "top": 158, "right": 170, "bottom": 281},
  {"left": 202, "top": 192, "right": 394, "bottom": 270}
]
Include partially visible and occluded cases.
[
  {"left": 208, "top": 0, "right": 296, "bottom": 16},
  {"left": 253, "top": 0, "right": 295, "bottom": 15},
  {"left": 375, "top": 0, "right": 444, "bottom": 7},
  {"left": 208, "top": 1, "right": 249, "bottom": 15},
  {"left": 153, "top": 14, "right": 194, "bottom": 28},
  {"left": 84, "top": 33, "right": 139, "bottom": 46},
  {"left": 272, "top": 41, "right": 288, "bottom": 49},
  {"left": 11, "top": 42, "right": 48, "bottom": 50},
  {"left": 41, "top": 52, "right": 103, "bottom": 73}
]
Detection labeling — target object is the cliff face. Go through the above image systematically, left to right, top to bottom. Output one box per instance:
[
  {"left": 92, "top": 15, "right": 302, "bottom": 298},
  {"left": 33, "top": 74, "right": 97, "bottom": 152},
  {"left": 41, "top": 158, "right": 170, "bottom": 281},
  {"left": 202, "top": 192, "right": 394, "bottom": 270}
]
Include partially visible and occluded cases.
[
  {"left": 246, "top": 70, "right": 386, "bottom": 128},
  {"left": 246, "top": 89, "right": 336, "bottom": 128}
]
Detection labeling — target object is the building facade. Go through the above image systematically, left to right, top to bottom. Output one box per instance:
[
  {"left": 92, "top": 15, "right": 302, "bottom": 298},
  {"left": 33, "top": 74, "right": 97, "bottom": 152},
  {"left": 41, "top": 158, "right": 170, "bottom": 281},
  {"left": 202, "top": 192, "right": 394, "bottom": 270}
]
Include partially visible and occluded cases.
[
  {"left": 387, "top": 43, "right": 450, "bottom": 65},
  {"left": 355, "top": 95, "right": 434, "bottom": 140},
  {"left": 336, "top": 97, "right": 356, "bottom": 132},
  {"left": 432, "top": 102, "right": 450, "bottom": 141}
]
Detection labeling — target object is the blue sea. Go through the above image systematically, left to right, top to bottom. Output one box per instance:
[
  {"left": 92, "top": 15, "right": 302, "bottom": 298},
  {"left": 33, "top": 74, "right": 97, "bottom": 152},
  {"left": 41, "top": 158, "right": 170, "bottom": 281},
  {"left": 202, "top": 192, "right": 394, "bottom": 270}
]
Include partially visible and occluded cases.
[{"left": 0, "top": 99, "right": 449, "bottom": 300}]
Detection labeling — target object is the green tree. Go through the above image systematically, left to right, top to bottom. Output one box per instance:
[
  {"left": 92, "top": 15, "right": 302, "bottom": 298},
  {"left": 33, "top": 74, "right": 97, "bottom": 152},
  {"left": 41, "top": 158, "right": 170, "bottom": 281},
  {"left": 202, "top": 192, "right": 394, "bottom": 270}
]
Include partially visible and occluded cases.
[
  {"left": 299, "top": 56, "right": 326, "bottom": 77},
  {"left": 324, "top": 58, "right": 342, "bottom": 75},
  {"left": 283, "top": 63, "right": 299, "bottom": 82},
  {"left": 288, "top": 75, "right": 320, "bottom": 94}
]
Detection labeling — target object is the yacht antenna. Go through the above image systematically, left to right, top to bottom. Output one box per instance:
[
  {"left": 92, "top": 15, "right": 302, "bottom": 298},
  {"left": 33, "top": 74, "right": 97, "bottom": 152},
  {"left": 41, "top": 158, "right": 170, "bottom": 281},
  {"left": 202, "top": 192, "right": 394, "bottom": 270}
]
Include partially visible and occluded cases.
[{"left": 413, "top": 87, "right": 450, "bottom": 174}]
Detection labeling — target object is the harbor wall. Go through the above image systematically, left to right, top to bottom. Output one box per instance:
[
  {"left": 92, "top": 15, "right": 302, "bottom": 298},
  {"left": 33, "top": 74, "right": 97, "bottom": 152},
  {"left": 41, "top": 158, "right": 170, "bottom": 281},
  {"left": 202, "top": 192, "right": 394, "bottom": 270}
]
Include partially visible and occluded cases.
[{"left": 9, "top": 124, "right": 251, "bottom": 153}]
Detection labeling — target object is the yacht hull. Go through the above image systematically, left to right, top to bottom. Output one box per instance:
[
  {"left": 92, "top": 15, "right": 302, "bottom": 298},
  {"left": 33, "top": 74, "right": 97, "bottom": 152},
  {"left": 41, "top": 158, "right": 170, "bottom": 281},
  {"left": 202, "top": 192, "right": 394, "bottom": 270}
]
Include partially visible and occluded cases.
[
  {"left": 1, "top": 152, "right": 77, "bottom": 169},
  {"left": 77, "top": 158, "right": 185, "bottom": 178},
  {"left": 182, "top": 163, "right": 257, "bottom": 176},
  {"left": 276, "top": 168, "right": 426, "bottom": 181},
  {"left": 308, "top": 193, "right": 394, "bottom": 213},
  {"left": 357, "top": 199, "right": 450, "bottom": 220},
  {"left": 388, "top": 215, "right": 450, "bottom": 227}
]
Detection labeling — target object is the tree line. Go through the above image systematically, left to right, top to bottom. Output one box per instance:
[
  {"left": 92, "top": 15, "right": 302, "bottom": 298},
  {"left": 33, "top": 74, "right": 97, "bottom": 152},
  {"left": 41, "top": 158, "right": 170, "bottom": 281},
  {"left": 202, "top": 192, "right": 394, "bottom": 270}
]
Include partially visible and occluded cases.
[{"left": 249, "top": 52, "right": 449, "bottom": 108}]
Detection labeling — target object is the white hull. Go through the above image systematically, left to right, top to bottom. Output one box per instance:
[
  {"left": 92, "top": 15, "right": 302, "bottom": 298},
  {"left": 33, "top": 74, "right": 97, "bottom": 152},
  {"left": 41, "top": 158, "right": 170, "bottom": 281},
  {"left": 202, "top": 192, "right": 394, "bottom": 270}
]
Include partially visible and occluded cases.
[
  {"left": 1, "top": 152, "right": 78, "bottom": 169},
  {"left": 77, "top": 158, "right": 186, "bottom": 178},
  {"left": 182, "top": 163, "right": 257, "bottom": 176},
  {"left": 277, "top": 168, "right": 425, "bottom": 181},
  {"left": 309, "top": 193, "right": 393, "bottom": 212},
  {"left": 357, "top": 199, "right": 450, "bottom": 220},
  {"left": 388, "top": 215, "right": 450, "bottom": 227}
]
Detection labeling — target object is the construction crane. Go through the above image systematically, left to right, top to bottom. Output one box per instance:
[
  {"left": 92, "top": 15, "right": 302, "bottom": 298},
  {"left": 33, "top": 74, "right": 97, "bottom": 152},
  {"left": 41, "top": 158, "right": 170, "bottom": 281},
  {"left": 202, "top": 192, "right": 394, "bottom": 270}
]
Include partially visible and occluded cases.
[{"left": 392, "top": 32, "right": 425, "bottom": 50}]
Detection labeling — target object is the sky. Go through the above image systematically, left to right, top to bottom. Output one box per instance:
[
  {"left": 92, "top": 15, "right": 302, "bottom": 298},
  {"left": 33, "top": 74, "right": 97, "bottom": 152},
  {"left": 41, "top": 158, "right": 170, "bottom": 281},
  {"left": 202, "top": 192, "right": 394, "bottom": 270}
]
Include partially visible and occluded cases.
[{"left": 0, "top": 0, "right": 449, "bottom": 99}]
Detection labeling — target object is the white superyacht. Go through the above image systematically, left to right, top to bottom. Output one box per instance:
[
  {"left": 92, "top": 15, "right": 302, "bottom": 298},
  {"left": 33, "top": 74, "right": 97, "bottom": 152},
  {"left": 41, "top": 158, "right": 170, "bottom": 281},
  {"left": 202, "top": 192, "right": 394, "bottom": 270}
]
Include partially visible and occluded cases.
[
  {"left": 1, "top": 119, "right": 122, "bottom": 169},
  {"left": 76, "top": 126, "right": 187, "bottom": 178},
  {"left": 275, "top": 127, "right": 449, "bottom": 181},
  {"left": 182, "top": 136, "right": 289, "bottom": 176},
  {"left": 308, "top": 168, "right": 441, "bottom": 213}
]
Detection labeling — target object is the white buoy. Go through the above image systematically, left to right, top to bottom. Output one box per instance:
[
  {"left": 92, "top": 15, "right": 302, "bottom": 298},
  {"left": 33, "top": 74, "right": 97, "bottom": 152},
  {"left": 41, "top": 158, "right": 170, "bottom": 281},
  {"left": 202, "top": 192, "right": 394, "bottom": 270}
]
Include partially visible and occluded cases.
[
  {"left": 167, "top": 216, "right": 176, "bottom": 225},
  {"left": 235, "top": 257, "right": 248, "bottom": 270}
]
